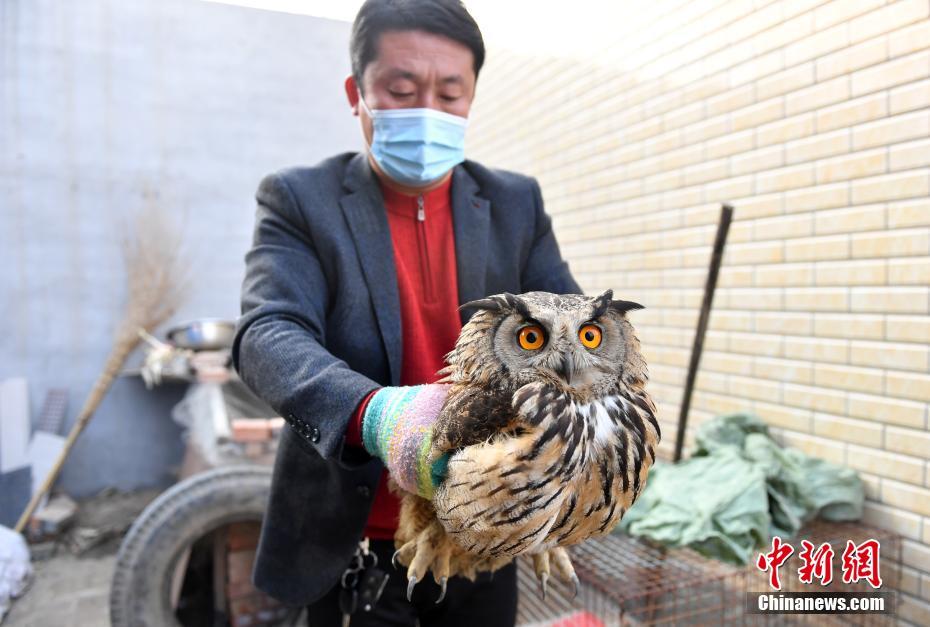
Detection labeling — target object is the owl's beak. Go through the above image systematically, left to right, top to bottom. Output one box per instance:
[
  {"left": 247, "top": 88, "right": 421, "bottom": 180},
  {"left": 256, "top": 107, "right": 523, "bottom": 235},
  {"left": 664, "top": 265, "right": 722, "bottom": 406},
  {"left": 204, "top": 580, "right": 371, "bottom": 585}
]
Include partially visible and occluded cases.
[{"left": 554, "top": 355, "right": 574, "bottom": 385}]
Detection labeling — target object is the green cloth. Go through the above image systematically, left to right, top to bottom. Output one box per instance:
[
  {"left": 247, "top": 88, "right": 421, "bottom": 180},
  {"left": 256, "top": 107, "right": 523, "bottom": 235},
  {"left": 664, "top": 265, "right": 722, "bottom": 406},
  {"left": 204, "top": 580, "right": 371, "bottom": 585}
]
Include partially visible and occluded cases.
[{"left": 616, "top": 413, "right": 864, "bottom": 565}]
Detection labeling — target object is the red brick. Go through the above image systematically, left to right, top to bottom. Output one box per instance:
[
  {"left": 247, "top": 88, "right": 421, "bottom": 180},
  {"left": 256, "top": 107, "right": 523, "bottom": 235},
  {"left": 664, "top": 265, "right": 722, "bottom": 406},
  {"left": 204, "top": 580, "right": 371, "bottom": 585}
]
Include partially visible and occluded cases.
[
  {"left": 232, "top": 419, "right": 272, "bottom": 442},
  {"left": 227, "top": 522, "right": 261, "bottom": 551},
  {"left": 227, "top": 549, "right": 257, "bottom": 586},
  {"left": 226, "top": 578, "right": 259, "bottom": 601}
]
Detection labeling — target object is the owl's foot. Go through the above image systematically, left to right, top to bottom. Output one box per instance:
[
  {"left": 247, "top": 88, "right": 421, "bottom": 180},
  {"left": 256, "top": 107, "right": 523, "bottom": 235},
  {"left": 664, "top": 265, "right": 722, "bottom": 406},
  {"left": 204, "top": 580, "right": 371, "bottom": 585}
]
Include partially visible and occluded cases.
[
  {"left": 393, "top": 519, "right": 454, "bottom": 603},
  {"left": 531, "top": 547, "right": 580, "bottom": 600}
]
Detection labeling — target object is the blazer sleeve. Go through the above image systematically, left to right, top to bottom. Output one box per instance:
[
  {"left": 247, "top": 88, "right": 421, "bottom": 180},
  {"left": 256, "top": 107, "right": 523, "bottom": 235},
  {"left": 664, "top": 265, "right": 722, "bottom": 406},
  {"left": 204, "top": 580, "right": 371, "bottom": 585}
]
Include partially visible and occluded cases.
[
  {"left": 233, "top": 172, "right": 381, "bottom": 469},
  {"left": 520, "top": 177, "right": 583, "bottom": 295}
]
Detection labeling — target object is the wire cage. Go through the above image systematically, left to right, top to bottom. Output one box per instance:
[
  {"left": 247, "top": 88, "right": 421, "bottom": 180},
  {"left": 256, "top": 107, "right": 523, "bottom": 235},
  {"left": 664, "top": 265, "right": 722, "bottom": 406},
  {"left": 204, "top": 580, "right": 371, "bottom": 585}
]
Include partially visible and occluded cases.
[{"left": 515, "top": 521, "right": 900, "bottom": 626}]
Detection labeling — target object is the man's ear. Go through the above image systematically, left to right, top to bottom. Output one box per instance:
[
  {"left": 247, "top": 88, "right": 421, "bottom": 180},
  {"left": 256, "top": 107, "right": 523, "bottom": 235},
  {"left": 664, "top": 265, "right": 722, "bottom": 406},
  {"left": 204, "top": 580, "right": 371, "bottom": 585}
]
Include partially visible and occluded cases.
[{"left": 344, "top": 75, "right": 360, "bottom": 115}]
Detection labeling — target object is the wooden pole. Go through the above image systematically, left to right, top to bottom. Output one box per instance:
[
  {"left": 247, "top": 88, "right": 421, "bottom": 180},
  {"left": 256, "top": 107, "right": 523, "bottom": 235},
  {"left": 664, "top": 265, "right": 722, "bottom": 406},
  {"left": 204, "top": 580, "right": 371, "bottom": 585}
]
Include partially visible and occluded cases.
[{"left": 673, "top": 203, "right": 733, "bottom": 462}]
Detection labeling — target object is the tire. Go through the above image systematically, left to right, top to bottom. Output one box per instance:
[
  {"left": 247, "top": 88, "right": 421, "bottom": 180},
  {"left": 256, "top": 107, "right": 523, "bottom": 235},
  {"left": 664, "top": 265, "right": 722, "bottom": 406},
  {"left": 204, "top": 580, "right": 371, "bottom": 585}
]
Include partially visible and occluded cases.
[{"left": 109, "top": 465, "right": 273, "bottom": 627}]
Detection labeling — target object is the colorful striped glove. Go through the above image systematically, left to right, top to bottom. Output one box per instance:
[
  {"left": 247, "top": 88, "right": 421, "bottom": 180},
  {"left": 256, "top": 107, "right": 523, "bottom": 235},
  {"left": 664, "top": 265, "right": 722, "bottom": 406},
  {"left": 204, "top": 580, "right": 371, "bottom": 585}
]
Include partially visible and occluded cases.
[{"left": 361, "top": 384, "right": 451, "bottom": 500}]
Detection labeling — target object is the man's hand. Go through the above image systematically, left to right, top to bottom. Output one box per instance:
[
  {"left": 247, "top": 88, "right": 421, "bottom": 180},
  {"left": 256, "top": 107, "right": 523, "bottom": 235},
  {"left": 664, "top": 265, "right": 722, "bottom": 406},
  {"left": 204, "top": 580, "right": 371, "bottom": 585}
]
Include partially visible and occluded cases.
[{"left": 361, "top": 384, "right": 451, "bottom": 499}]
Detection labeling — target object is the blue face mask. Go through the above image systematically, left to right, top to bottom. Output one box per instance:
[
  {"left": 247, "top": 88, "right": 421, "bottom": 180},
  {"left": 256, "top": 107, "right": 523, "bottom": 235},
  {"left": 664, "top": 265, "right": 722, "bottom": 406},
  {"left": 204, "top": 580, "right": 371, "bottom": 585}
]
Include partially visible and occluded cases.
[{"left": 359, "top": 95, "right": 468, "bottom": 187}]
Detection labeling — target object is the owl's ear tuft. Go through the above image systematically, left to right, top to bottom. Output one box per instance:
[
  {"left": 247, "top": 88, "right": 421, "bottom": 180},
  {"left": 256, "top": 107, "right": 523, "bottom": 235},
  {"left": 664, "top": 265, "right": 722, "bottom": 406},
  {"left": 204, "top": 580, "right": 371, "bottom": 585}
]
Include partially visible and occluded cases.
[
  {"left": 591, "top": 290, "right": 614, "bottom": 318},
  {"left": 460, "top": 292, "right": 534, "bottom": 318},
  {"left": 460, "top": 293, "right": 533, "bottom": 319},
  {"left": 459, "top": 296, "right": 506, "bottom": 312},
  {"left": 609, "top": 299, "right": 645, "bottom": 314}
]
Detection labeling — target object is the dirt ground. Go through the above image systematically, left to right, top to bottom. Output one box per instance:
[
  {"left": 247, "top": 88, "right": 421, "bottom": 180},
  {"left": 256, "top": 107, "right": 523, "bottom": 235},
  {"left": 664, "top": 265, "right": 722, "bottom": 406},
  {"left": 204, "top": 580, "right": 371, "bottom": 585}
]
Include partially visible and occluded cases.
[
  {"left": 4, "top": 488, "right": 161, "bottom": 627},
  {"left": 4, "top": 549, "right": 117, "bottom": 626}
]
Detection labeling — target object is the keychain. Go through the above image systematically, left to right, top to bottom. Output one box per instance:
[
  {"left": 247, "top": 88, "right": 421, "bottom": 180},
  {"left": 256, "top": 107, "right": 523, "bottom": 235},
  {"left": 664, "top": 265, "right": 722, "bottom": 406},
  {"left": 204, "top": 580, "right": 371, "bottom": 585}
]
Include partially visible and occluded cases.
[{"left": 339, "top": 538, "right": 390, "bottom": 626}]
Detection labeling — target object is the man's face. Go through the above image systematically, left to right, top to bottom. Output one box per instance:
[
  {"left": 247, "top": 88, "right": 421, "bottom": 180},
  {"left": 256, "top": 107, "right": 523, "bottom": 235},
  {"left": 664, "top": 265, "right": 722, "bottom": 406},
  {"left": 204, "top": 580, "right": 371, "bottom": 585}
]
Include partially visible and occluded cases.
[{"left": 345, "top": 29, "right": 477, "bottom": 148}]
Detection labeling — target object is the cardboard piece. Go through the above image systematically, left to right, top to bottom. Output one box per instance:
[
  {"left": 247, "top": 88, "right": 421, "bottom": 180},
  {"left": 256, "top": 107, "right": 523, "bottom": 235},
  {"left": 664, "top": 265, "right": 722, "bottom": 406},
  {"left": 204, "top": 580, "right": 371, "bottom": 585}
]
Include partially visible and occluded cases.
[
  {"left": 0, "top": 378, "right": 31, "bottom": 474},
  {"left": 27, "top": 431, "right": 67, "bottom": 498},
  {"left": 28, "top": 492, "right": 77, "bottom": 539}
]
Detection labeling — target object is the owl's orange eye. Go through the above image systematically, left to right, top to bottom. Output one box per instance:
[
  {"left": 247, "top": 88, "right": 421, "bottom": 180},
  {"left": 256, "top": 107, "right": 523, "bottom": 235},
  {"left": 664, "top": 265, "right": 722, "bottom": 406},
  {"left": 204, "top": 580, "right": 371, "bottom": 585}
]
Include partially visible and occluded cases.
[
  {"left": 579, "top": 324, "right": 602, "bottom": 349},
  {"left": 517, "top": 325, "right": 545, "bottom": 350}
]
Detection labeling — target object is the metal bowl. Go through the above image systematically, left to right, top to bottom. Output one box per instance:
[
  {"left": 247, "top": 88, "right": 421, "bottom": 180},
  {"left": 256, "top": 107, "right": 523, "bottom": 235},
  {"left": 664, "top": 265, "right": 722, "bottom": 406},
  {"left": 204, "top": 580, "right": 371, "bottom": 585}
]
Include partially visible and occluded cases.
[{"left": 165, "top": 319, "right": 236, "bottom": 351}]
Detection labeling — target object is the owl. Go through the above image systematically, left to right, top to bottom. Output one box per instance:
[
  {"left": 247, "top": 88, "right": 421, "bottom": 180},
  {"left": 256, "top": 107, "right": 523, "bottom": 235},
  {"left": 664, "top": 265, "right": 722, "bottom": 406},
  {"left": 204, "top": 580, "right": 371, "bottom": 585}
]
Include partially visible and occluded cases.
[{"left": 390, "top": 289, "right": 660, "bottom": 602}]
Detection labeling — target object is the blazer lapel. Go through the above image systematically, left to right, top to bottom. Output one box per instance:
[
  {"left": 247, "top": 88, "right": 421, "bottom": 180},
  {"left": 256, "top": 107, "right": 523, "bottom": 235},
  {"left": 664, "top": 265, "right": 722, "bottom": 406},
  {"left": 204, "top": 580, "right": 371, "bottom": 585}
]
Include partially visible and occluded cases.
[
  {"left": 339, "top": 154, "right": 403, "bottom": 386},
  {"left": 451, "top": 163, "right": 490, "bottom": 325}
]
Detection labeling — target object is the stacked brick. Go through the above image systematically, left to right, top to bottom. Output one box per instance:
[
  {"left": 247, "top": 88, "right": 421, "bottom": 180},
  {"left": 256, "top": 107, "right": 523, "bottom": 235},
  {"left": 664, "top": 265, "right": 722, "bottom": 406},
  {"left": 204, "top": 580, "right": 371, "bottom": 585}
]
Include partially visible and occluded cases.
[
  {"left": 468, "top": 1, "right": 930, "bottom": 622},
  {"left": 230, "top": 418, "right": 284, "bottom": 465},
  {"left": 222, "top": 421, "right": 286, "bottom": 625},
  {"left": 225, "top": 522, "right": 288, "bottom": 626}
]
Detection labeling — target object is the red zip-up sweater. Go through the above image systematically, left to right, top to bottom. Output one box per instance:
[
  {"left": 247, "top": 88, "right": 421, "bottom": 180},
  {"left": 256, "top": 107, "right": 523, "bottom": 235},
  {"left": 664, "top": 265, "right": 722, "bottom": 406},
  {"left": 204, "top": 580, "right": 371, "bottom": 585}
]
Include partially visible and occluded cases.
[{"left": 345, "top": 174, "right": 462, "bottom": 539}]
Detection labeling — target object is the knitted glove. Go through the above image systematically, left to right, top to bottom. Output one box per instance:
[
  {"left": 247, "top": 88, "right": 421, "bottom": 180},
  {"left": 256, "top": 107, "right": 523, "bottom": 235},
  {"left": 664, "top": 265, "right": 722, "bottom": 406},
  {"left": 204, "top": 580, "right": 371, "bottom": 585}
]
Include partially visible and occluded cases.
[{"left": 361, "top": 384, "right": 451, "bottom": 500}]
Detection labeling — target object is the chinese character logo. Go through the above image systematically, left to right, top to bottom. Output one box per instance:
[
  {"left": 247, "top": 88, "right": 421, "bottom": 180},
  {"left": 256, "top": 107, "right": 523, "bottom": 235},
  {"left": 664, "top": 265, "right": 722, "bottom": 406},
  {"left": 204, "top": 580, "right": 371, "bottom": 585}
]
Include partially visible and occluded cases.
[
  {"left": 756, "top": 536, "right": 794, "bottom": 591},
  {"left": 756, "top": 536, "right": 883, "bottom": 590},
  {"left": 841, "top": 539, "right": 882, "bottom": 589},
  {"left": 797, "top": 540, "right": 834, "bottom": 586}
]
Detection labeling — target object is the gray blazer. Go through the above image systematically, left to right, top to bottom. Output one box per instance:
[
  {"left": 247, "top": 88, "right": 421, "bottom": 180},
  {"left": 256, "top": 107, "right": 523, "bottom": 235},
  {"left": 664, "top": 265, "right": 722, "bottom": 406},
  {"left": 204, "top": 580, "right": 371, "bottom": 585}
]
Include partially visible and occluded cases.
[{"left": 232, "top": 151, "right": 581, "bottom": 606}]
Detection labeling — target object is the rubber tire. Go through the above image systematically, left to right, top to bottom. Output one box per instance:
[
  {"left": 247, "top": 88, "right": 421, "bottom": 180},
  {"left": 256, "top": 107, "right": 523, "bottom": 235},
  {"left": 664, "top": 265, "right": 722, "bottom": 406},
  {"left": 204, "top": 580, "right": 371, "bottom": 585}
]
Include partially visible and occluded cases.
[{"left": 109, "top": 465, "right": 273, "bottom": 627}]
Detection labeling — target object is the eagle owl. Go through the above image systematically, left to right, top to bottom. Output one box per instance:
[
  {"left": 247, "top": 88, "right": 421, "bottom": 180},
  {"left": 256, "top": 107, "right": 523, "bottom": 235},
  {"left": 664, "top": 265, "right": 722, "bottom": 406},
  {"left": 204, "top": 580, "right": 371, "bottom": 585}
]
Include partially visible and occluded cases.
[{"left": 390, "top": 289, "right": 660, "bottom": 601}]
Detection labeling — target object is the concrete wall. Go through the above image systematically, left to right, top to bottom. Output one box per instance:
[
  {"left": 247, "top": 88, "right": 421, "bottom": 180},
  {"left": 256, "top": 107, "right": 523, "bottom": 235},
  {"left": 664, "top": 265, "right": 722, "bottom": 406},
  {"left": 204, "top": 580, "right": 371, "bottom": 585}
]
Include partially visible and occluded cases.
[
  {"left": 0, "top": 0, "right": 359, "bottom": 496},
  {"left": 468, "top": 1, "right": 929, "bottom": 622}
]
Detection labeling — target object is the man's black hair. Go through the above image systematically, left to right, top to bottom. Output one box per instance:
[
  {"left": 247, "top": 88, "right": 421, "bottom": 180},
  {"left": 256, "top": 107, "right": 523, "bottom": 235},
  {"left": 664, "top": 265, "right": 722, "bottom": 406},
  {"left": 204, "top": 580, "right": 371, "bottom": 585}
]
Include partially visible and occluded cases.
[{"left": 350, "top": 0, "right": 485, "bottom": 90}]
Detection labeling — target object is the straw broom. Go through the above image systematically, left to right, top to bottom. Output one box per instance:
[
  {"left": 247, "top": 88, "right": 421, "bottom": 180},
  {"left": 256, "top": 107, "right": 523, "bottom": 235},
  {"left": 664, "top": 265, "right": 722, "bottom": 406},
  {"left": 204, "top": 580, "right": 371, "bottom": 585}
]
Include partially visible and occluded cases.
[{"left": 14, "top": 208, "right": 189, "bottom": 533}]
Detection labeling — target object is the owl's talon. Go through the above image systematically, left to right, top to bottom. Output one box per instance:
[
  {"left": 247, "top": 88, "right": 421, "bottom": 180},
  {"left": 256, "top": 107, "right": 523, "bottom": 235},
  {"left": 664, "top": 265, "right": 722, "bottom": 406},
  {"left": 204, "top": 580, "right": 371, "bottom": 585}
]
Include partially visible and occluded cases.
[
  {"left": 391, "top": 549, "right": 401, "bottom": 570},
  {"left": 532, "top": 551, "right": 552, "bottom": 600},
  {"left": 569, "top": 573, "right": 580, "bottom": 599},
  {"left": 406, "top": 575, "right": 418, "bottom": 602},
  {"left": 435, "top": 576, "right": 448, "bottom": 603}
]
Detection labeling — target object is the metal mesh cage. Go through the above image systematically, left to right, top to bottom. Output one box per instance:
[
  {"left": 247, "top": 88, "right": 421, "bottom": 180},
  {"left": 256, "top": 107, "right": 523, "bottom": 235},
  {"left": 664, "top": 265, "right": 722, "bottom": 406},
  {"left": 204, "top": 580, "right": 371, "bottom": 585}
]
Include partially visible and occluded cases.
[{"left": 515, "top": 521, "right": 900, "bottom": 626}]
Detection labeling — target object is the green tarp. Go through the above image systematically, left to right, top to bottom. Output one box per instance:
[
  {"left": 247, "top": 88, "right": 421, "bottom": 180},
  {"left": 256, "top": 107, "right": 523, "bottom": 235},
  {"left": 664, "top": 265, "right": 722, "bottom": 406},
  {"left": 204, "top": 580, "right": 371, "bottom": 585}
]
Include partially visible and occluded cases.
[{"left": 616, "top": 413, "right": 864, "bottom": 565}]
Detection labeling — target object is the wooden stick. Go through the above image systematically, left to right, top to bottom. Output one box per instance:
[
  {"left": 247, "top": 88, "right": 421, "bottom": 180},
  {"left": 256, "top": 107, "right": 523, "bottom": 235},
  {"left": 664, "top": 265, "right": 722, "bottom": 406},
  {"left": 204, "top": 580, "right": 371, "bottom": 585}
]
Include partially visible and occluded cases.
[
  {"left": 673, "top": 204, "right": 733, "bottom": 462},
  {"left": 15, "top": 209, "right": 188, "bottom": 533}
]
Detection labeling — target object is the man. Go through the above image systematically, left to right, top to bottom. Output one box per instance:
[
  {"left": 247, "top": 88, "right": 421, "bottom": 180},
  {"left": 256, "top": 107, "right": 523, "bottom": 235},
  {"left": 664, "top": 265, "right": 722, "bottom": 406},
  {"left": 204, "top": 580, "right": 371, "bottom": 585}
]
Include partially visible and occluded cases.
[{"left": 232, "top": 1, "right": 580, "bottom": 624}]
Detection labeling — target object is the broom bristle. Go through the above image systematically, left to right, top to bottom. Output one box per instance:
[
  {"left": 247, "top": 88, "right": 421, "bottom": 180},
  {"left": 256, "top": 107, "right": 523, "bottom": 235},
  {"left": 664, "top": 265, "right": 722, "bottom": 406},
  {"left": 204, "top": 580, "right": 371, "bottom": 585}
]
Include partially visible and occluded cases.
[{"left": 15, "top": 204, "right": 190, "bottom": 532}]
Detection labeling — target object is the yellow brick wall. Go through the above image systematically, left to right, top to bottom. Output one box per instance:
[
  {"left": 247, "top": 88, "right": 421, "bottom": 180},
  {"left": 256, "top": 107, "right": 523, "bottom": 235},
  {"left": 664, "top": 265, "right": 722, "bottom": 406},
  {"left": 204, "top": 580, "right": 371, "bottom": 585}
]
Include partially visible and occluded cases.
[{"left": 467, "top": 1, "right": 929, "bottom": 622}]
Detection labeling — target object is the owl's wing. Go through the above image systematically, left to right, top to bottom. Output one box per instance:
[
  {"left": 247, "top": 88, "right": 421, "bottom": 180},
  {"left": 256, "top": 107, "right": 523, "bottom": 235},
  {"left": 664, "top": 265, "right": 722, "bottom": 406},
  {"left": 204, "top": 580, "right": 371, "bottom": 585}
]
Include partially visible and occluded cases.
[
  {"left": 433, "top": 382, "right": 574, "bottom": 558},
  {"left": 430, "top": 384, "right": 517, "bottom": 457}
]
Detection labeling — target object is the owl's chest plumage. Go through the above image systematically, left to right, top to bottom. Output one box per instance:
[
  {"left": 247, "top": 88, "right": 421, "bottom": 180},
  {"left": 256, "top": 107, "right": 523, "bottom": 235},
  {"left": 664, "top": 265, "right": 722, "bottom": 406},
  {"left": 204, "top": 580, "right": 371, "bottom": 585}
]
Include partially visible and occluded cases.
[{"left": 432, "top": 383, "right": 660, "bottom": 559}]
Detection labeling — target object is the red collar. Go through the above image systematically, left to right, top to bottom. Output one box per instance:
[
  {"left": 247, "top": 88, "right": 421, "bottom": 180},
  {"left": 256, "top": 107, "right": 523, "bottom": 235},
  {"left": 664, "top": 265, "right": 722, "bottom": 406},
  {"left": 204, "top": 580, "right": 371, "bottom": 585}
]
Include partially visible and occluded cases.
[{"left": 379, "top": 175, "right": 453, "bottom": 218}]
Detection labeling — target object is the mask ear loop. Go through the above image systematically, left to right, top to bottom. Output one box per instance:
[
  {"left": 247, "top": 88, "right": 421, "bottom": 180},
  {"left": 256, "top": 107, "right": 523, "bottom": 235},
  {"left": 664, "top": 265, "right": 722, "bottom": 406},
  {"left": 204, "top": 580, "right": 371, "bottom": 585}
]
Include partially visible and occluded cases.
[
  {"left": 357, "top": 90, "right": 377, "bottom": 154},
  {"left": 357, "top": 90, "right": 376, "bottom": 119}
]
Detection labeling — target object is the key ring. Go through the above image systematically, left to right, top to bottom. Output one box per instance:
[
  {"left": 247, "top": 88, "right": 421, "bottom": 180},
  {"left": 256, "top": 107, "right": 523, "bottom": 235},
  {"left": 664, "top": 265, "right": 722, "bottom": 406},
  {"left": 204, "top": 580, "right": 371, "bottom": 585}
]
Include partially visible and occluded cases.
[
  {"left": 340, "top": 536, "right": 374, "bottom": 590},
  {"left": 340, "top": 555, "right": 363, "bottom": 590},
  {"left": 341, "top": 569, "right": 359, "bottom": 589}
]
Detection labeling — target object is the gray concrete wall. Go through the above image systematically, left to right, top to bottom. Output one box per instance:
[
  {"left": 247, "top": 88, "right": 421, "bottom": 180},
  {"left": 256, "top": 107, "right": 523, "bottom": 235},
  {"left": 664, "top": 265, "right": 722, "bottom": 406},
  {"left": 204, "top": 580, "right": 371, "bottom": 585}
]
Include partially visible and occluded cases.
[{"left": 0, "top": 0, "right": 360, "bottom": 496}]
